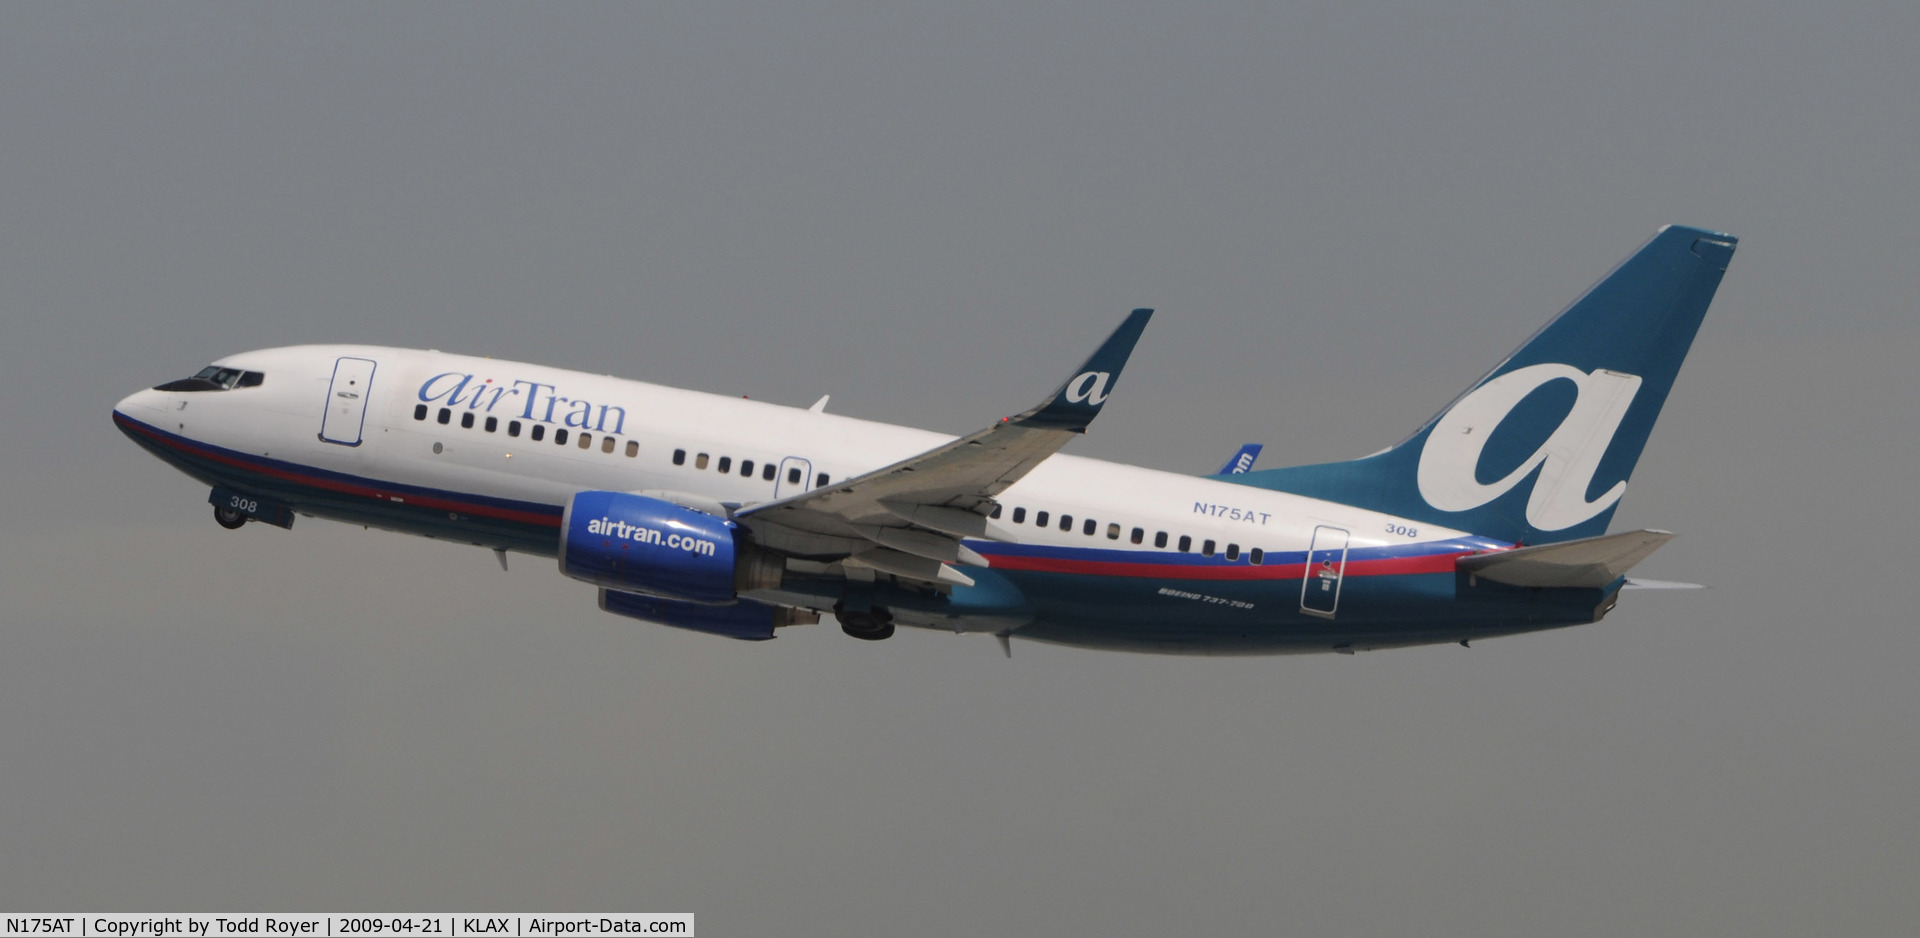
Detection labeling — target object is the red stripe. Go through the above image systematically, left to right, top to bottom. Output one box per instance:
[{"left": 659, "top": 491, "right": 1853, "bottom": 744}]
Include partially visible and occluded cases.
[
  {"left": 119, "top": 415, "right": 562, "bottom": 527},
  {"left": 984, "top": 551, "right": 1466, "bottom": 580}
]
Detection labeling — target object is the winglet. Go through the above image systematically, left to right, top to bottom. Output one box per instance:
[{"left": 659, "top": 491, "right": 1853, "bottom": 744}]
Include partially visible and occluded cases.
[
  {"left": 1008, "top": 308, "right": 1153, "bottom": 432},
  {"left": 1217, "top": 443, "right": 1263, "bottom": 475}
]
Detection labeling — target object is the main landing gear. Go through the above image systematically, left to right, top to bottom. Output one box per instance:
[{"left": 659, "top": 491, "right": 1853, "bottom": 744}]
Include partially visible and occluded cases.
[
  {"left": 213, "top": 505, "right": 248, "bottom": 530},
  {"left": 834, "top": 601, "right": 896, "bottom": 641}
]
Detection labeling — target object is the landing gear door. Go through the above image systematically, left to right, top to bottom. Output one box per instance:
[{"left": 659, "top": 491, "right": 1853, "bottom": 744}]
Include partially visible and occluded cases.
[
  {"left": 320, "top": 357, "right": 378, "bottom": 446},
  {"left": 775, "top": 456, "right": 813, "bottom": 499},
  {"left": 1301, "top": 525, "right": 1349, "bottom": 619}
]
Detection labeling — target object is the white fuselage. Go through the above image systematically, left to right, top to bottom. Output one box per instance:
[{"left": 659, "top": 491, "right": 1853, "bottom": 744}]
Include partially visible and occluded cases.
[
  {"left": 116, "top": 344, "right": 1557, "bottom": 654},
  {"left": 118, "top": 344, "right": 1459, "bottom": 559}
]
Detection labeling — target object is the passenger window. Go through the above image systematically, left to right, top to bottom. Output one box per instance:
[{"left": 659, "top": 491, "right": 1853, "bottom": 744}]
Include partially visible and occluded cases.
[
  {"left": 413, "top": 404, "right": 428, "bottom": 421},
  {"left": 437, "top": 408, "right": 451, "bottom": 425},
  {"left": 461, "top": 412, "right": 474, "bottom": 429},
  {"left": 485, "top": 416, "right": 498, "bottom": 433},
  {"left": 508, "top": 421, "right": 522, "bottom": 437},
  {"left": 531, "top": 425, "right": 545, "bottom": 441},
  {"left": 555, "top": 429, "right": 569, "bottom": 445},
  {"left": 578, "top": 433, "right": 592, "bottom": 449},
  {"left": 602, "top": 436, "right": 616, "bottom": 454},
  {"left": 626, "top": 441, "right": 639, "bottom": 457},
  {"left": 673, "top": 449, "right": 686, "bottom": 466},
  {"left": 696, "top": 453, "right": 709, "bottom": 470},
  {"left": 717, "top": 456, "right": 731, "bottom": 473},
  {"left": 740, "top": 459, "right": 754, "bottom": 477},
  {"left": 762, "top": 463, "right": 775, "bottom": 480},
  {"left": 787, "top": 467, "right": 802, "bottom": 485},
  {"left": 818, "top": 473, "right": 831, "bottom": 487},
  {"left": 991, "top": 505, "right": 1003, "bottom": 519},
  {"left": 1013, "top": 507, "right": 1026, "bottom": 524},
  {"left": 1035, "top": 511, "right": 1049, "bottom": 528},
  {"left": 1059, "top": 514, "right": 1073, "bottom": 532},
  {"left": 1083, "top": 518, "right": 1096, "bottom": 536},
  {"left": 1107, "top": 523, "right": 1121, "bottom": 540},
  {"left": 1130, "top": 527, "right": 1144, "bottom": 544},
  {"left": 1155, "top": 531, "right": 1168, "bottom": 549},
  {"left": 1178, "top": 535, "right": 1191, "bottom": 552},
  {"left": 1202, "top": 540, "right": 1216, "bottom": 557},
  {"left": 1226, "top": 543, "right": 1240, "bottom": 561},
  {"left": 1250, "top": 548, "right": 1264, "bottom": 565}
]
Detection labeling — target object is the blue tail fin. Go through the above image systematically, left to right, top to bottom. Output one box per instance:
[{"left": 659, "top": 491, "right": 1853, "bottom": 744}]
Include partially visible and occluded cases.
[{"left": 1222, "top": 225, "right": 1737, "bottom": 544}]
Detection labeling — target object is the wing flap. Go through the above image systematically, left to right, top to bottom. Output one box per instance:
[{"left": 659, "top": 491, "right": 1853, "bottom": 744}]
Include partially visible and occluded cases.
[{"left": 1459, "top": 529, "right": 1675, "bottom": 588}]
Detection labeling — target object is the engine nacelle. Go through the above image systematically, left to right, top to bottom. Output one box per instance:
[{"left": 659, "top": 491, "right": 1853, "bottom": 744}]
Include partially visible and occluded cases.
[
  {"left": 559, "top": 491, "right": 781, "bottom": 604},
  {"left": 600, "top": 590, "right": 818, "bottom": 641}
]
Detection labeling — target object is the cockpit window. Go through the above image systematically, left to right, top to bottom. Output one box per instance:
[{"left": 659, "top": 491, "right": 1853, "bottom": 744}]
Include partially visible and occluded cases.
[
  {"left": 153, "top": 366, "right": 266, "bottom": 392},
  {"left": 194, "top": 366, "right": 244, "bottom": 388}
]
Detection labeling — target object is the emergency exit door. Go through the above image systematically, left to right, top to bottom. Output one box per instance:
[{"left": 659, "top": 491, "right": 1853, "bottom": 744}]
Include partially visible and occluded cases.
[
  {"left": 320, "top": 357, "right": 377, "bottom": 446},
  {"left": 775, "top": 456, "right": 814, "bottom": 499}
]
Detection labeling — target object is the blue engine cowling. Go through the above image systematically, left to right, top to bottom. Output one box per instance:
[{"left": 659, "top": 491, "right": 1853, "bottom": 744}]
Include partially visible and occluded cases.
[
  {"left": 560, "top": 491, "right": 779, "bottom": 604},
  {"left": 600, "top": 589, "right": 782, "bottom": 641}
]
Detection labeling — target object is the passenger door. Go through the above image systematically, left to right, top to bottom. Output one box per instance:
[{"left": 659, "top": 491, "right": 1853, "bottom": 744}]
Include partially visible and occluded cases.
[
  {"left": 320, "top": 357, "right": 378, "bottom": 446},
  {"left": 1300, "top": 525, "right": 1349, "bottom": 618}
]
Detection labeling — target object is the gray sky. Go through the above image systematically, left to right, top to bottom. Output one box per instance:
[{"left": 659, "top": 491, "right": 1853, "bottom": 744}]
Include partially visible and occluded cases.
[{"left": 3, "top": 3, "right": 1916, "bottom": 934}]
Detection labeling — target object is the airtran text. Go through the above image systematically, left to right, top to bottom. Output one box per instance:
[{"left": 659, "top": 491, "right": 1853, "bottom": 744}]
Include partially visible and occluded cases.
[
  {"left": 418, "top": 373, "right": 626, "bottom": 434},
  {"left": 585, "top": 517, "right": 718, "bottom": 557}
]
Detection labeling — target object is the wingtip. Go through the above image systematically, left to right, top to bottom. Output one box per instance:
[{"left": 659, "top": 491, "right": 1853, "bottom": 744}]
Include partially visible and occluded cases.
[
  {"left": 1658, "top": 223, "right": 1739, "bottom": 246},
  {"left": 1007, "top": 308, "right": 1156, "bottom": 431}
]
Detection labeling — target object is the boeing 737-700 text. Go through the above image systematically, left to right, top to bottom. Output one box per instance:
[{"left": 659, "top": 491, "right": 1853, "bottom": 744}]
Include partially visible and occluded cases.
[{"left": 114, "top": 225, "right": 1736, "bottom": 654}]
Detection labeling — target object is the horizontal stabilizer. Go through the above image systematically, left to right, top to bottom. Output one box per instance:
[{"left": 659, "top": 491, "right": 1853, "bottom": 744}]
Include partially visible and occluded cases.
[
  {"left": 1459, "top": 529, "right": 1675, "bottom": 588},
  {"left": 1622, "top": 577, "right": 1704, "bottom": 590}
]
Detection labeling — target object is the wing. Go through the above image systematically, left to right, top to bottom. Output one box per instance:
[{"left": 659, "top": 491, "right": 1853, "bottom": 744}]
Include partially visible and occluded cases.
[{"left": 736, "top": 309, "right": 1153, "bottom": 588}]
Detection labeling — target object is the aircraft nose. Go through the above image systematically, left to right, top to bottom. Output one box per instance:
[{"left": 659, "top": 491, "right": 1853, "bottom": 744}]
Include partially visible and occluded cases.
[{"left": 114, "top": 387, "right": 167, "bottom": 420}]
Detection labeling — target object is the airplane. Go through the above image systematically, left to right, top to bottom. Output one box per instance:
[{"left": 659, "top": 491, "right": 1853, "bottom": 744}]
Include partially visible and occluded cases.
[{"left": 112, "top": 225, "right": 1736, "bottom": 655}]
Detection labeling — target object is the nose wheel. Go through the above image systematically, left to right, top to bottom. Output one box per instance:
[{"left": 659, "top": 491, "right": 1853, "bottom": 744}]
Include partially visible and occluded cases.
[
  {"left": 214, "top": 505, "right": 248, "bottom": 530},
  {"left": 834, "top": 602, "right": 896, "bottom": 641}
]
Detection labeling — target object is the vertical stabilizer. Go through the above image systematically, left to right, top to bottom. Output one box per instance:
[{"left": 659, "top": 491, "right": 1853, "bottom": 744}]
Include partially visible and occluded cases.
[{"left": 1224, "top": 225, "right": 1737, "bottom": 544}]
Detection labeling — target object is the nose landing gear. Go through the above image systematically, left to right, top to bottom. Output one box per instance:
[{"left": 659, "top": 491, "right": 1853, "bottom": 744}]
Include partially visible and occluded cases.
[{"left": 206, "top": 487, "right": 296, "bottom": 530}]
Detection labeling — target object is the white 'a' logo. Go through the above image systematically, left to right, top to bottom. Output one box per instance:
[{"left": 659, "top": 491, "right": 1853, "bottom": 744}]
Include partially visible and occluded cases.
[
  {"left": 1416, "top": 363, "right": 1643, "bottom": 531},
  {"left": 1065, "top": 371, "right": 1114, "bottom": 405}
]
